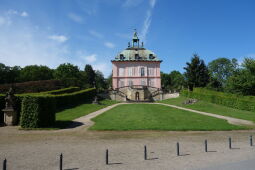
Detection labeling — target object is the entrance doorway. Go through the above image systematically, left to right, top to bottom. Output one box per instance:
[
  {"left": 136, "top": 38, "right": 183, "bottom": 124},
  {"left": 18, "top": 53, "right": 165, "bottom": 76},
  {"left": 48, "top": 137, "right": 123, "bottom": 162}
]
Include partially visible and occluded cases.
[{"left": 135, "top": 92, "right": 139, "bottom": 101}]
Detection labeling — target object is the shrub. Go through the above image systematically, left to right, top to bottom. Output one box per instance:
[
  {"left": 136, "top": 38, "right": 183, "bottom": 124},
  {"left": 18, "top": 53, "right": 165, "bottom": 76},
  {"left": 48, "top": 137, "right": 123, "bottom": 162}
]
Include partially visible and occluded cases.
[
  {"left": 0, "top": 80, "right": 63, "bottom": 94},
  {"left": 42, "top": 87, "right": 80, "bottom": 95},
  {"left": 181, "top": 88, "right": 255, "bottom": 112},
  {"left": 20, "top": 96, "right": 56, "bottom": 128}
]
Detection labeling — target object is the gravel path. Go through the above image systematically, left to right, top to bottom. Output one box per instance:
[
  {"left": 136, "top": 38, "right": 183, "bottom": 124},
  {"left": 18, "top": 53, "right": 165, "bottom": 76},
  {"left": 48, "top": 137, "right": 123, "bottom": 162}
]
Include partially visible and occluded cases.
[{"left": 1, "top": 127, "right": 255, "bottom": 170}]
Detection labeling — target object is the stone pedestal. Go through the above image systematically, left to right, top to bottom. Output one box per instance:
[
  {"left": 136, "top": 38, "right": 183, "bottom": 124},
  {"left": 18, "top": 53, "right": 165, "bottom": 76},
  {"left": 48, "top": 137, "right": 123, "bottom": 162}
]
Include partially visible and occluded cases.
[{"left": 2, "top": 108, "right": 17, "bottom": 126}]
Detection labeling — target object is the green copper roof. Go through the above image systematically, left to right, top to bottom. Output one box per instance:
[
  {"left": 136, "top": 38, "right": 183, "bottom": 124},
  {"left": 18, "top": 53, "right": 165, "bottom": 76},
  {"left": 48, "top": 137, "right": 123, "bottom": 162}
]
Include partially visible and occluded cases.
[
  {"left": 112, "top": 30, "right": 161, "bottom": 62},
  {"left": 113, "top": 48, "right": 161, "bottom": 61}
]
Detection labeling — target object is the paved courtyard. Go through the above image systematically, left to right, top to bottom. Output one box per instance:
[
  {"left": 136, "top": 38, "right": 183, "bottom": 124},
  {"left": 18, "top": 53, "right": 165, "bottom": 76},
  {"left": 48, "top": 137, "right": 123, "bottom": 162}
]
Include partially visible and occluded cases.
[{"left": 1, "top": 126, "right": 255, "bottom": 170}]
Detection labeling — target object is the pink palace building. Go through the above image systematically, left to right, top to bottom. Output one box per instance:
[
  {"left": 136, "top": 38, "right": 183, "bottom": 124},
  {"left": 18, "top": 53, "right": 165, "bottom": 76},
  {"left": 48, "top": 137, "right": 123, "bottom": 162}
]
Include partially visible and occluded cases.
[{"left": 110, "top": 31, "right": 163, "bottom": 101}]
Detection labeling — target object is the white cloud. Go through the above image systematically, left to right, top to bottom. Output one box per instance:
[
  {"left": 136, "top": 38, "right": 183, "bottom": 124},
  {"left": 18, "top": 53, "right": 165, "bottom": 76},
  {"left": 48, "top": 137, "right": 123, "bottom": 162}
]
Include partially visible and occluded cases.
[
  {"left": 123, "top": 0, "right": 143, "bottom": 7},
  {"left": 140, "top": 0, "right": 156, "bottom": 41},
  {"left": 149, "top": 0, "right": 156, "bottom": 8},
  {"left": 7, "top": 9, "right": 29, "bottom": 17},
  {"left": 140, "top": 10, "right": 152, "bottom": 41},
  {"left": 21, "top": 11, "right": 28, "bottom": 17},
  {"left": 68, "top": 13, "right": 83, "bottom": 23},
  {"left": 0, "top": 27, "right": 69, "bottom": 68},
  {"left": 89, "top": 30, "right": 103, "bottom": 38},
  {"left": 48, "top": 35, "right": 68, "bottom": 43},
  {"left": 104, "top": 42, "right": 115, "bottom": 48},
  {"left": 84, "top": 54, "right": 97, "bottom": 63},
  {"left": 92, "top": 63, "right": 111, "bottom": 77}
]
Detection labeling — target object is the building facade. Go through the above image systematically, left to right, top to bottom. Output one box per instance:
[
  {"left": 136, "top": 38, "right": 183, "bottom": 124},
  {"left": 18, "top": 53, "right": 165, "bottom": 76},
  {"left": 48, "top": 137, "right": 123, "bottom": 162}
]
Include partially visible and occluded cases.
[{"left": 111, "top": 31, "right": 163, "bottom": 101}]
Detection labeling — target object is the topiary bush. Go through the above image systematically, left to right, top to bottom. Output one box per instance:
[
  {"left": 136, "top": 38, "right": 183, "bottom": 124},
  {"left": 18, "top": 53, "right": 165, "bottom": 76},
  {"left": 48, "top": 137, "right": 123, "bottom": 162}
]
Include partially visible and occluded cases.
[
  {"left": 181, "top": 88, "right": 255, "bottom": 112},
  {"left": 20, "top": 96, "right": 56, "bottom": 128}
]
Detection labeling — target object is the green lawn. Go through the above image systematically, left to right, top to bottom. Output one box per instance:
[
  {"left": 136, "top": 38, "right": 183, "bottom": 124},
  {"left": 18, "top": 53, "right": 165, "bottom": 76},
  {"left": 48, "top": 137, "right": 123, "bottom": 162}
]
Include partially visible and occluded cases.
[
  {"left": 159, "top": 96, "right": 255, "bottom": 122},
  {"left": 55, "top": 99, "right": 118, "bottom": 128},
  {"left": 90, "top": 104, "right": 246, "bottom": 131}
]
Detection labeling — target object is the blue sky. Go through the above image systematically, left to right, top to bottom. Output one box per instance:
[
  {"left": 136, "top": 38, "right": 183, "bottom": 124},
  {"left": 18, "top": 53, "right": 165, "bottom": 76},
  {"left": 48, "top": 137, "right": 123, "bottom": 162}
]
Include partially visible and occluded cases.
[{"left": 0, "top": 0, "right": 255, "bottom": 77}]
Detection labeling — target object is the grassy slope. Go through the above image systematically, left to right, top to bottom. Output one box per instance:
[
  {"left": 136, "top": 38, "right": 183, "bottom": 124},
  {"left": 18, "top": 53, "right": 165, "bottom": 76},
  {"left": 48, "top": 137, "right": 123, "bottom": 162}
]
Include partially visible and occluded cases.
[
  {"left": 159, "top": 96, "right": 255, "bottom": 122},
  {"left": 56, "top": 99, "right": 118, "bottom": 121},
  {"left": 90, "top": 104, "right": 246, "bottom": 131}
]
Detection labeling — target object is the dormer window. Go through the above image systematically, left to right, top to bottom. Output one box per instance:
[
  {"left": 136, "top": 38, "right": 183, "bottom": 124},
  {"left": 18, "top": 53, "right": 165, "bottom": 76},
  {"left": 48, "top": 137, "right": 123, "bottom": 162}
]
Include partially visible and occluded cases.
[
  {"left": 120, "top": 54, "right": 125, "bottom": 60},
  {"left": 135, "top": 54, "right": 139, "bottom": 60},
  {"left": 149, "top": 54, "right": 154, "bottom": 59}
]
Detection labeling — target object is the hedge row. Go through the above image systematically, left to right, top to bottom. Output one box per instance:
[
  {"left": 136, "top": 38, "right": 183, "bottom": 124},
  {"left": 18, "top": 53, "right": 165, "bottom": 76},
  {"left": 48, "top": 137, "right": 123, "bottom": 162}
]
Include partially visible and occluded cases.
[
  {"left": 0, "top": 80, "right": 63, "bottom": 94},
  {"left": 42, "top": 87, "right": 80, "bottom": 95},
  {"left": 19, "top": 88, "right": 96, "bottom": 128},
  {"left": 53, "top": 88, "right": 96, "bottom": 110},
  {"left": 181, "top": 88, "right": 255, "bottom": 112},
  {"left": 20, "top": 96, "right": 56, "bottom": 128}
]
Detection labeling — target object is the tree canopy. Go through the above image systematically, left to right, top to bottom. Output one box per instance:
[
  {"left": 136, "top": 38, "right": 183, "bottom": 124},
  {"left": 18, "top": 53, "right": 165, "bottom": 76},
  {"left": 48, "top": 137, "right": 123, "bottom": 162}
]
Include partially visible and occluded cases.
[{"left": 208, "top": 58, "right": 238, "bottom": 87}]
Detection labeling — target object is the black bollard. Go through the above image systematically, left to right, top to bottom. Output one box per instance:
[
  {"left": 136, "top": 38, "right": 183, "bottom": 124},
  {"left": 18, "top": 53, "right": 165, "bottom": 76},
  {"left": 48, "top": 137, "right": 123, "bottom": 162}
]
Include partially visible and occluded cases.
[
  {"left": 250, "top": 135, "right": 253, "bottom": 146},
  {"left": 229, "top": 137, "right": 232, "bottom": 149},
  {"left": 205, "top": 140, "right": 208, "bottom": 152},
  {"left": 177, "top": 142, "right": 180, "bottom": 156},
  {"left": 144, "top": 145, "right": 147, "bottom": 160},
  {"left": 106, "top": 149, "right": 109, "bottom": 165},
  {"left": 59, "top": 153, "right": 63, "bottom": 170},
  {"left": 3, "top": 159, "right": 6, "bottom": 170}
]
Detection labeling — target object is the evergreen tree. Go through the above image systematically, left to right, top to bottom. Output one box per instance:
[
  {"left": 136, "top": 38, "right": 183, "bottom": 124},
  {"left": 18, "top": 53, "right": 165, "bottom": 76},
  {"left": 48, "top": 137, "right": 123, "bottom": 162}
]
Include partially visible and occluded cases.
[{"left": 184, "top": 54, "right": 210, "bottom": 90}]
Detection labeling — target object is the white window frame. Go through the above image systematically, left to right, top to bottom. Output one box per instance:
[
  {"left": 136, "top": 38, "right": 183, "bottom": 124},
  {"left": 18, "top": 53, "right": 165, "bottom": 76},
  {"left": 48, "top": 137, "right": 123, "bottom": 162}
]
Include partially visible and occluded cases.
[{"left": 119, "top": 68, "right": 124, "bottom": 76}]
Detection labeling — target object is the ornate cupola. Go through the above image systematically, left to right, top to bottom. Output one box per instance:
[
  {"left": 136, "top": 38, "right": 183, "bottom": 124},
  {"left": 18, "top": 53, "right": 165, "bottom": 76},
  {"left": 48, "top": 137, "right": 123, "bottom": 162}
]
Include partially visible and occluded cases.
[{"left": 132, "top": 29, "right": 140, "bottom": 47}]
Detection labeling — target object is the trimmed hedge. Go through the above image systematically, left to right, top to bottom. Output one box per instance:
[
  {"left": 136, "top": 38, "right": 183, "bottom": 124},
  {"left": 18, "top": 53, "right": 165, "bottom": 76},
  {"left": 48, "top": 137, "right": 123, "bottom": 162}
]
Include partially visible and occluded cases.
[
  {"left": 0, "top": 80, "right": 63, "bottom": 94},
  {"left": 42, "top": 87, "right": 80, "bottom": 95},
  {"left": 19, "top": 88, "right": 95, "bottom": 128},
  {"left": 54, "top": 88, "right": 96, "bottom": 110},
  {"left": 181, "top": 88, "right": 255, "bottom": 112},
  {"left": 20, "top": 96, "right": 56, "bottom": 128}
]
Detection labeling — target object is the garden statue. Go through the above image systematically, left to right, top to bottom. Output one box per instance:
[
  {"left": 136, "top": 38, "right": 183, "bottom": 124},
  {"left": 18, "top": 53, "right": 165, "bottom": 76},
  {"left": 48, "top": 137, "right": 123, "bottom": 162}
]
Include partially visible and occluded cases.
[
  {"left": 5, "top": 87, "right": 15, "bottom": 109},
  {"left": 2, "top": 88, "right": 18, "bottom": 125}
]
